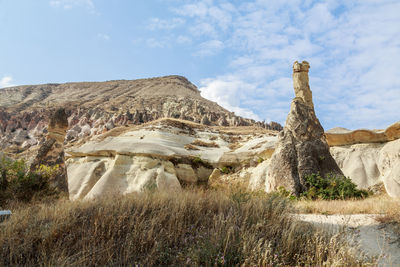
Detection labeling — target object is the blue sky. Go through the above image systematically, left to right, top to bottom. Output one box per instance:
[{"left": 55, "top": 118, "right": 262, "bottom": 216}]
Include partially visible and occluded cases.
[{"left": 1, "top": 0, "right": 399, "bottom": 130}]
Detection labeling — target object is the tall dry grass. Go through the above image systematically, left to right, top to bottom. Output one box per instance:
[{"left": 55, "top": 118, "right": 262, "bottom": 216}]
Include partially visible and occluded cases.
[
  {"left": 0, "top": 189, "right": 371, "bottom": 266},
  {"left": 295, "top": 195, "right": 399, "bottom": 215}
]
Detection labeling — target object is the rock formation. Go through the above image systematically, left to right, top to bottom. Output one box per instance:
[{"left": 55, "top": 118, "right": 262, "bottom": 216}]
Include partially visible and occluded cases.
[
  {"left": 266, "top": 61, "right": 343, "bottom": 195},
  {"left": 293, "top": 61, "right": 313, "bottom": 109},
  {"left": 0, "top": 76, "right": 282, "bottom": 158},
  {"left": 30, "top": 108, "right": 69, "bottom": 193},
  {"left": 65, "top": 118, "right": 277, "bottom": 200},
  {"left": 325, "top": 121, "right": 400, "bottom": 146},
  {"left": 330, "top": 138, "right": 400, "bottom": 198}
]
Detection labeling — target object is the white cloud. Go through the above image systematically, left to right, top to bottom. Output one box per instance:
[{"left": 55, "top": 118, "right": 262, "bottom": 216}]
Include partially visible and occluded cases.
[
  {"left": 50, "top": 0, "right": 96, "bottom": 12},
  {"left": 166, "top": 0, "right": 400, "bottom": 129},
  {"left": 147, "top": 18, "right": 185, "bottom": 31},
  {"left": 97, "top": 33, "right": 110, "bottom": 41},
  {"left": 177, "top": 35, "right": 192, "bottom": 45},
  {"left": 146, "top": 38, "right": 167, "bottom": 48},
  {"left": 195, "top": 40, "right": 224, "bottom": 56},
  {"left": 0, "top": 76, "right": 15, "bottom": 88},
  {"left": 199, "top": 77, "right": 261, "bottom": 121}
]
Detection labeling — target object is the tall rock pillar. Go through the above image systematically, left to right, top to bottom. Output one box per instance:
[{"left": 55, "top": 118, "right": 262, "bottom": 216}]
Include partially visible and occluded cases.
[
  {"left": 266, "top": 61, "right": 343, "bottom": 195},
  {"left": 293, "top": 61, "right": 313, "bottom": 108},
  {"left": 30, "top": 108, "right": 69, "bottom": 193}
]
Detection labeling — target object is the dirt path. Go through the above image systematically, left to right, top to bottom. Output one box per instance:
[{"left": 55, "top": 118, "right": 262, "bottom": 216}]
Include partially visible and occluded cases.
[{"left": 297, "top": 214, "right": 400, "bottom": 266}]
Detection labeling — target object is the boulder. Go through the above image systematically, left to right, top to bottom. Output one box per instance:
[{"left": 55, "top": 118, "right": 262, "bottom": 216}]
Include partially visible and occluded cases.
[
  {"left": 266, "top": 61, "right": 343, "bottom": 195},
  {"left": 175, "top": 164, "right": 197, "bottom": 184}
]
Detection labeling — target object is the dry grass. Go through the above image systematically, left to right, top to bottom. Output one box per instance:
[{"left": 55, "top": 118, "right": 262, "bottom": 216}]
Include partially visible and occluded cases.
[
  {"left": 95, "top": 118, "right": 206, "bottom": 142},
  {"left": 96, "top": 125, "right": 134, "bottom": 141},
  {"left": 214, "top": 125, "right": 277, "bottom": 135},
  {"left": 191, "top": 139, "right": 219, "bottom": 148},
  {"left": 228, "top": 142, "right": 242, "bottom": 150},
  {"left": 183, "top": 143, "right": 199, "bottom": 150},
  {"left": 0, "top": 189, "right": 369, "bottom": 266},
  {"left": 296, "top": 194, "right": 400, "bottom": 245},
  {"left": 295, "top": 195, "right": 398, "bottom": 215}
]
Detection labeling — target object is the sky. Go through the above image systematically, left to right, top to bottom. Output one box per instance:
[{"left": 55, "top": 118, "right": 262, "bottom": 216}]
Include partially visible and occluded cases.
[{"left": 1, "top": 0, "right": 399, "bottom": 130}]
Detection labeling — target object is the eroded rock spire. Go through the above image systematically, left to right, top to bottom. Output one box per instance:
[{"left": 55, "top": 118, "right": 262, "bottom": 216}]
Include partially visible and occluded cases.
[{"left": 265, "top": 61, "right": 343, "bottom": 195}]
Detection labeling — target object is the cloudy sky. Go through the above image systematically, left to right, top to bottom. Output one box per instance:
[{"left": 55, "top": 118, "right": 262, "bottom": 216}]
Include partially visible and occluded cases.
[{"left": 1, "top": 0, "right": 399, "bottom": 130}]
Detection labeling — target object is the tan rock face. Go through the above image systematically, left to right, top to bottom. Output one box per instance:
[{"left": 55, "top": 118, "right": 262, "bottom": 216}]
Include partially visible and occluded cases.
[
  {"left": 266, "top": 61, "right": 343, "bottom": 195},
  {"left": 293, "top": 61, "right": 313, "bottom": 109},
  {"left": 30, "top": 108, "right": 69, "bottom": 193},
  {"left": 326, "top": 121, "right": 400, "bottom": 146}
]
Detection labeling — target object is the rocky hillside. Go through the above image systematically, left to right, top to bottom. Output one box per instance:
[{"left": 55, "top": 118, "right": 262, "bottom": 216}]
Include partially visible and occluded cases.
[{"left": 0, "top": 75, "right": 282, "bottom": 154}]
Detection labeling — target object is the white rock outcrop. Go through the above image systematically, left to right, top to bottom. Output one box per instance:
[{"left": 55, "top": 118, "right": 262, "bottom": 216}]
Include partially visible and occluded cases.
[
  {"left": 65, "top": 118, "right": 277, "bottom": 200},
  {"left": 330, "top": 139, "right": 400, "bottom": 198},
  {"left": 68, "top": 155, "right": 181, "bottom": 200}
]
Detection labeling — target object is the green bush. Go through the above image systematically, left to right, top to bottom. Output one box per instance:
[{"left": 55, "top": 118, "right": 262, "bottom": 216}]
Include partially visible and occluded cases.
[
  {"left": 0, "top": 156, "right": 58, "bottom": 207},
  {"left": 220, "top": 166, "right": 231, "bottom": 174},
  {"left": 301, "top": 173, "right": 369, "bottom": 200}
]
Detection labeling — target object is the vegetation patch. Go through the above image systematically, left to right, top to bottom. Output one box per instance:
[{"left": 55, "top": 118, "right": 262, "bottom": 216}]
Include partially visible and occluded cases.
[
  {"left": 0, "top": 157, "right": 60, "bottom": 208},
  {"left": 220, "top": 166, "right": 233, "bottom": 174},
  {"left": 301, "top": 173, "right": 370, "bottom": 200},
  {"left": 0, "top": 190, "right": 368, "bottom": 266},
  {"left": 295, "top": 195, "right": 398, "bottom": 215}
]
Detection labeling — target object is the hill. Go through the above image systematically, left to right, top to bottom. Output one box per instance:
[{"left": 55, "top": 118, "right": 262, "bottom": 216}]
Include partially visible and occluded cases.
[{"left": 0, "top": 75, "right": 281, "bottom": 154}]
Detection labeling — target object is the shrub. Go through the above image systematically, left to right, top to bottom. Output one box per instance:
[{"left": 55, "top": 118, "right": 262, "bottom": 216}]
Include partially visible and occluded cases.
[
  {"left": 0, "top": 156, "right": 58, "bottom": 207},
  {"left": 220, "top": 166, "right": 231, "bottom": 174},
  {"left": 301, "top": 173, "right": 369, "bottom": 200}
]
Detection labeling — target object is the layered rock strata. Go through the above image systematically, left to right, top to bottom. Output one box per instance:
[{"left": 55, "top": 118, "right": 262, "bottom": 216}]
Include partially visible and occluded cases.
[
  {"left": 266, "top": 61, "right": 343, "bottom": 195},
  {"left": 30, "top": 108, "right": 69, "bottom": 192},
  {"left": 325, "top": 122, "right": 400, "bottom": 146}
]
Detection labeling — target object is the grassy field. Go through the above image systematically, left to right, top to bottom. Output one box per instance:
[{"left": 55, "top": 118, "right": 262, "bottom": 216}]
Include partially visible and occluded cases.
[{"left": 0, "top": 189, "right": 371, "bottom": 266}]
